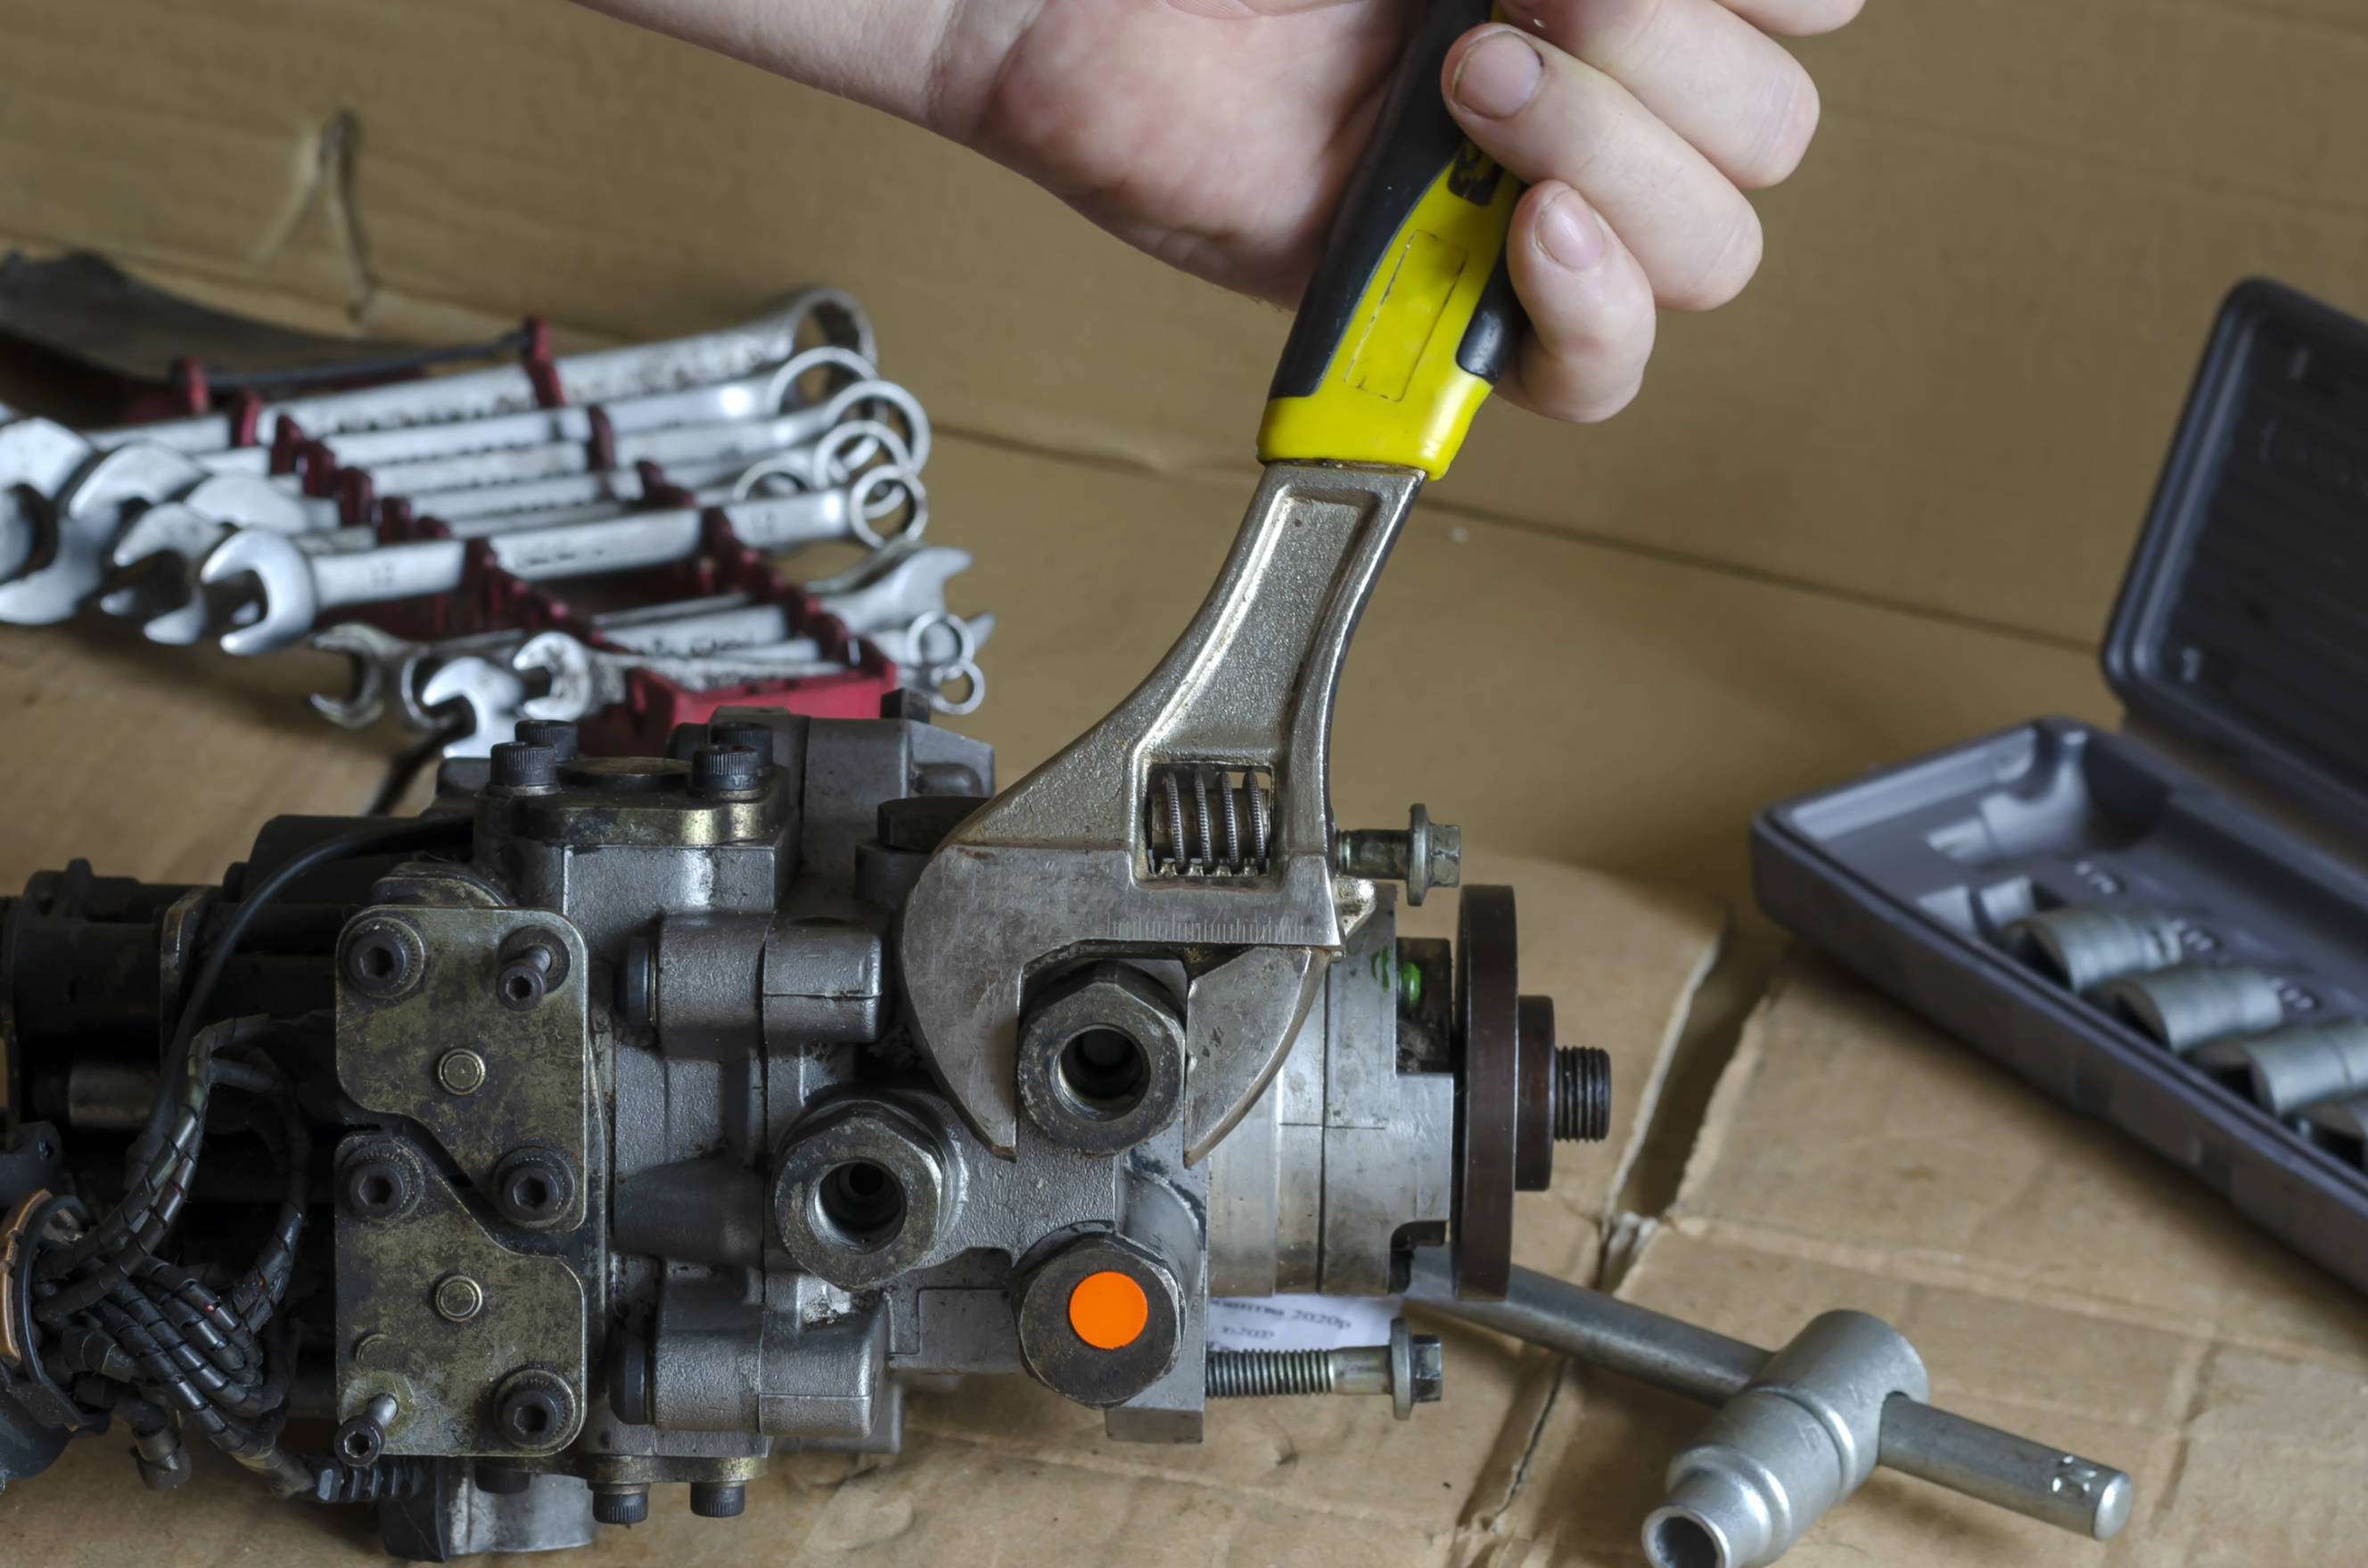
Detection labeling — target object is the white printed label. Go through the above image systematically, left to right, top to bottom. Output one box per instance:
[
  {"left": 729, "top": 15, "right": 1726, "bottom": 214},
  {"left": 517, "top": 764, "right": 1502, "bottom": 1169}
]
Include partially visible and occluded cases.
[{"left": 1207, "top": 1294, "right": 1401, "bottom": 1351}]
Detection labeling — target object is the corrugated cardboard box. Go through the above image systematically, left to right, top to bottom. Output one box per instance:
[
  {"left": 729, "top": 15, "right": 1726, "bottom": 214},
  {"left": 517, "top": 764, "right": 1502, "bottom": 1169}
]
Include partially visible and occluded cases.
[{"left": 1, "top": 0, "right": 2364, "bottom": 1562}]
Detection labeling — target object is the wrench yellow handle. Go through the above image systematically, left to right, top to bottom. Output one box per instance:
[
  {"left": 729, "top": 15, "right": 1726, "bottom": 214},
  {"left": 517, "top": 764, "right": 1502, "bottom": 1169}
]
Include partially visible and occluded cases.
[{"left": 1257, "top": 0, "right": 1525, "bottom": 480}]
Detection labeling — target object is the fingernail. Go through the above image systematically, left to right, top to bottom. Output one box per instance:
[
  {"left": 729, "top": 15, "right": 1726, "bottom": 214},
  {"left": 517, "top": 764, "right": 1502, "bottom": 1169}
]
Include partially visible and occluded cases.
[
  {"left": 1453, "top": 29, "right": 1542, "bottom": 119},
  {"left": 1536, "top": 189, "right": 1606, "bottom": 272}
]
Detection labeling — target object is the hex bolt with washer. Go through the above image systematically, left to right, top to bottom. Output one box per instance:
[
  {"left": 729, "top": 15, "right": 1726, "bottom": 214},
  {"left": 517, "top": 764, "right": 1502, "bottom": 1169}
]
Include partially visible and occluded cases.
[
  {"left": 1334, "top": 803, "right": 1462, "bottom": 906},
  {"left": 341, "top": 916, "right": 423, "bottom": 1000},
  {"left": 495, "top": 924, "right": 571, "bottom": 1011},
  {"left": 1015, "top": 963, "right": 1186, "bottom": 1154},
  {"left": 435, "top": 1048, "right": 487, "bottom": 1096},
  {"left": 339, "top": 1140, "right": 423, "bottom": 1223},
  {"left": 491, "top": 1145, "right": 579, "bottom": 1230},
  {"left": 432, "top": 1274, "right": 486, "bottom": 1323},
  {"left": 1205, "top": 1317, "right": 1443, "bottom": 1420},
  {"left": 493, "top": 1368, "right": 576, "bottom": 1451}
]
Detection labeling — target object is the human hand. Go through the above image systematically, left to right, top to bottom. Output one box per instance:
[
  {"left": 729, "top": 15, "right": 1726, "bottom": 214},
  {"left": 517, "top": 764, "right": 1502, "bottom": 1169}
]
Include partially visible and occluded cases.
[{"left": 575, "top": 0, "right": 1862, "bottom": 422}]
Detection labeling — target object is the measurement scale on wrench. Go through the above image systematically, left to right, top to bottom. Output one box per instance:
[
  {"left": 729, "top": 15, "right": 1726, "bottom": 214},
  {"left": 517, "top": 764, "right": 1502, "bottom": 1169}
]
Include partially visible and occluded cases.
[{"left": 899, "top": 0, "right": 1521, "bottom": 1260}]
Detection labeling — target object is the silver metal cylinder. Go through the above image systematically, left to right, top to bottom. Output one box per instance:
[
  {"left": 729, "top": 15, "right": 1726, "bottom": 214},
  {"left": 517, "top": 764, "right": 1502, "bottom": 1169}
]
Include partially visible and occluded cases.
[
  {"left": 2001, "top": 906, "right": 2183, "bottom": 992},
  {"left": 2093, "top": 962, "right": 2284, "bottom": 1052},
  {"left": 2217, "top": 1018, "right": 2368, "bottom": 1114},
  {"left": 1646, "top": 1312, "right": 1927, "bottom": 1568}
]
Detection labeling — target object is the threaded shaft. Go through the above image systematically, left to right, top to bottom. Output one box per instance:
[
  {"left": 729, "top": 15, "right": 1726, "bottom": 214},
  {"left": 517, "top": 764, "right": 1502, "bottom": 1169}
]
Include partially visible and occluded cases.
[
  {"left": 1552, "top": 1047, "right": 1612, "bottom": 1142},
  {"left": 1206, "top": 1348, "right": 1337, "bottom": 1399},
  {"left": 312, "top": 1456, "right": 435, "bottom": 1504}
]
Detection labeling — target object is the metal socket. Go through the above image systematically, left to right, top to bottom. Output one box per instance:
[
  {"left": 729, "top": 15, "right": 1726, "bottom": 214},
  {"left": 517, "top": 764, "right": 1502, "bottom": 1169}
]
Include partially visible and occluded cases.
[
  {"left": 2002, "top": 906, "right": 2183, "bottom": 993},
  {"left": 2094, "top": 962, "right": 2283, "bottom": 1053},
  {"left": 2206, "top": 1017, "right": 2368, "bottom": 1115},
  {"left": 1646, "top": 1312, "right": 1928, "bottom": 1568}
]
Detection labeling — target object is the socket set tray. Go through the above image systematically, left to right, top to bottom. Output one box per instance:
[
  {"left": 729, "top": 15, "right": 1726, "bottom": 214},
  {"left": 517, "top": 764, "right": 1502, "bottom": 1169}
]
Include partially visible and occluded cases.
[{"left": 1753, "top": 280, "right": 2368, "bottom": 1295}]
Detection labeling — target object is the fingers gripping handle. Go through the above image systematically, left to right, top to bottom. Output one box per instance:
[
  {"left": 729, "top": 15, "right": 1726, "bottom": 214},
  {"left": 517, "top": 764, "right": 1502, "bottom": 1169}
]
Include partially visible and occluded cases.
[{"left": 1259, "top": 0, "right": 1526, "bottom": 480}]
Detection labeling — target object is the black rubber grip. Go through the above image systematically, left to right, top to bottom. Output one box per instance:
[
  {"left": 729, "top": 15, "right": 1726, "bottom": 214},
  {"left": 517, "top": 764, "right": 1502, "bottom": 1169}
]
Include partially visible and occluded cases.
[{"left": 1268, "top": 0, "right": 1527, "bottom": 401}]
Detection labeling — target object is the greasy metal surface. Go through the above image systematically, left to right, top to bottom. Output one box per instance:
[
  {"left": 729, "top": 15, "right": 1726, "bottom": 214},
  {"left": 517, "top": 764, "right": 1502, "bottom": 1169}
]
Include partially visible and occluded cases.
[
  {"left": 900, "top": 461, "right": 1424, "bottom": 1154},
  {"left": 337, "top": 907, "right": 592, "bottom": 1224},
  {"left": 335, "top": 1152, "right": 589, "bottom": 1457}
]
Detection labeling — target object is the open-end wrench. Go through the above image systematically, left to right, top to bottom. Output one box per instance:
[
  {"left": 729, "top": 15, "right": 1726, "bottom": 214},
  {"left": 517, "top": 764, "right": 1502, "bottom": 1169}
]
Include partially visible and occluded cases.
[
  {"left": 894, "top": 0, "right": 1521, "bottom": 1171},
  {"left": 85, "top": 286, "right": 876, "bottom": 455},
  {"left": 173, "top": 343, "right": 891, "bottom": 488},
  {"left": 352, "top": 374, "right": 925, "bottom": 497},
  {"left": 384, "top": 416, "right": 913, "bottom": 527},
  {"left": 0, "top": 417, "right": 96, "bottom": 585},
  {"left": 106, "top": 419, "right": 909, "bottom": 642},
  {"left": 0, "top": 442, "right": 210, "bottom": 624},
  {"left": 199, "top": 464, "right": 925, "bottom": 653},
  {"left": 304, "top": 539, "right": 981, "bottom": 733}
]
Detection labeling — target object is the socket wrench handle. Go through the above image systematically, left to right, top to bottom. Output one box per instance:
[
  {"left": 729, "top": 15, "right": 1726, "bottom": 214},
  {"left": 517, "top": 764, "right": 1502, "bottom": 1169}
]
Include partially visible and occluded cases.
[{"left": 1405, "top": 1252, "right": 2133, "bottom": 1547}]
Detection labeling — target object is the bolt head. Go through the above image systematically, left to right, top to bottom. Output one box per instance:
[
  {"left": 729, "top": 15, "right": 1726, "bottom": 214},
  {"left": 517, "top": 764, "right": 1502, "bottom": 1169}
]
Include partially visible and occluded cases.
[
  {"left": 436, "top": 1048, "right": 488, "bottom": 1096},
  {"left": 433, "top": 1274, "right": 485, "bottom": 1322}
]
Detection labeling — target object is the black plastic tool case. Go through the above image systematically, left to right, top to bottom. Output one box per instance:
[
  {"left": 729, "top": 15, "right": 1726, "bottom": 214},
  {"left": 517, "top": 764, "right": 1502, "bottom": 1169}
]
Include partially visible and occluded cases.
[{"left": 1753, "top": 280, "right": 2368, "bottom": 1294}]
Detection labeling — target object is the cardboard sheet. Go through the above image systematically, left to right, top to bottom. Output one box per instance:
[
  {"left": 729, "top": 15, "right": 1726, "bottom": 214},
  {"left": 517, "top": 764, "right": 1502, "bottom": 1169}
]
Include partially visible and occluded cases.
[{"left": 1492, "top": 956, "right": 2368, "bottom": 1568}]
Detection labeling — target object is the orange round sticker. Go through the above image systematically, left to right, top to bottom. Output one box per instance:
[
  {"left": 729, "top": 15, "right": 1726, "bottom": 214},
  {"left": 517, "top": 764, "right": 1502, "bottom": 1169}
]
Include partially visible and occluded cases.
[{"left": 1066, "top": 1269, "right": 1149, "bottom": 1350}]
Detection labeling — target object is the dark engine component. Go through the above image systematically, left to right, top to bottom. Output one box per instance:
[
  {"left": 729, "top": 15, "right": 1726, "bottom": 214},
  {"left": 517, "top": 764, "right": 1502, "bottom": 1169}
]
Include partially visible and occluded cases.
[{"left": 0, "top": 706, "right": 1604, "bottom": 1557}]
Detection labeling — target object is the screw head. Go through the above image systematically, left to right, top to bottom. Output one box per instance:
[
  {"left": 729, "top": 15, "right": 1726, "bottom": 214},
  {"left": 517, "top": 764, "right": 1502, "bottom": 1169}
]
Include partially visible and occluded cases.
[
  {"left": 489, "top": 741, "right": 558, "bottom": 790},
  {"left": 690, "top": 743, "right": 762, "bottom": 797},
  {"left": 436, "top": 1048, "right": 488, "bottom": 1096},
  {"left": 433, "top": 1274, "right": 485, "bottom": 1322},
  {"left": 494, "top": 1369, "right": 575, "bottom": 1451}
]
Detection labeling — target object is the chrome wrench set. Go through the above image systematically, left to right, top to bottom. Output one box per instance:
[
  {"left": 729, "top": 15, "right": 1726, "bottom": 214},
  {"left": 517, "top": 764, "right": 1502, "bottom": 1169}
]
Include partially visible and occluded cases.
[{"left": 0, "top": 286, "right": 992, "bottom": 758}]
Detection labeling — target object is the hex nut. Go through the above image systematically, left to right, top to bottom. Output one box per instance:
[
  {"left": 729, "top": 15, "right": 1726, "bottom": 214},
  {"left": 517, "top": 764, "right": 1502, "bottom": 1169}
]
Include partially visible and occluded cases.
[
  {"left": 341, "top": 915, "right": 425, "bottom": 1001},
  {"left": 1015, "top": 963, "right": 1187, "bottom": 1154},
  {"left": 436, "top": 1048, "right": 488, "bottom": 1096},
  {"left": 772, "top": 1099, "right": 950, "bottom": 1290},
  {"left": 339, "top": 1138, "right": 424, "bottom": 1223},
  {"left": 491, "top": 1145, "right": 580, "bottom": 1231},
  {"left": 1012, "top": 1232, "right": 1183, "bottom": 1408},
  {"left": 433, "top": 1274, "right": 486, "bottom": 1323},
  {"left": 493, "top": 1367, "right": 577, "bottom": 1452}
]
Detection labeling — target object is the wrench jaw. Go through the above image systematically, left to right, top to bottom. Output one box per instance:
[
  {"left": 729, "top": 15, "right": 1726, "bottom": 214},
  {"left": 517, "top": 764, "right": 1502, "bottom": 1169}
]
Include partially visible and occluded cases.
[
  {"left": 0, "top": 440, "right": 208, "bottom": 626},
  {"left": 897, "top": 461, "right": 1425, "bottom": 1158},
  {"left": 200, "top": 528, "right": 319, "bottom": 656},
  {"left": 417, "top": 656, "right": 530, "bottom": 758}
]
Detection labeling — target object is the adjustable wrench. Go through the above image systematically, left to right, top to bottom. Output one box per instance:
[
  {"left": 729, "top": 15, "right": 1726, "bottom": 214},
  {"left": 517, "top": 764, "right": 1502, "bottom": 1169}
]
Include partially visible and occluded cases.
[
  {"left": 896, "top": 0, "right": 1522, "bottom": 1181},
  {"left": 83, "top": 286, "right": 874, "bottom": 455},
  {"left": 199, "top": 464, "right": 925, "bottom": 654}
]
